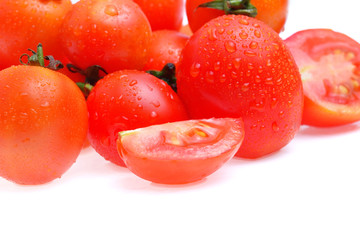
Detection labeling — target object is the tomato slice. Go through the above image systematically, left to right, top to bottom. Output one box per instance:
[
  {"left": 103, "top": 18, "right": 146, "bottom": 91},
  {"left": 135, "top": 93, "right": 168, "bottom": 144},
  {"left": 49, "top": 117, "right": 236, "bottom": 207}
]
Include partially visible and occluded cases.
[
  {"left": 285, "top": 29, "right": 360, "bottom": 127},
  {"left": 116, "top": 118, "right": 244, "bottom": 184}
]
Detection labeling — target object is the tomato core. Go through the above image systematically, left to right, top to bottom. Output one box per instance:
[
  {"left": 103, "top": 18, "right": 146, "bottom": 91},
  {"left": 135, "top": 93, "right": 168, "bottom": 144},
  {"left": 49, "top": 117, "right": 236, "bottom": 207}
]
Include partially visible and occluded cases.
[{"left": 301, "top": 49, "right": 360, "bottom": 105}]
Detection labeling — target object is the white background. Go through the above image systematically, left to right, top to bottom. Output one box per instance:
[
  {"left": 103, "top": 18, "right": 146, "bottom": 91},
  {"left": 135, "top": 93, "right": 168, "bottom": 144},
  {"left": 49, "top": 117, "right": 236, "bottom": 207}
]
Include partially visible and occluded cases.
[{"left": 1, "top": 0, "right": 360, "bottom": 239}]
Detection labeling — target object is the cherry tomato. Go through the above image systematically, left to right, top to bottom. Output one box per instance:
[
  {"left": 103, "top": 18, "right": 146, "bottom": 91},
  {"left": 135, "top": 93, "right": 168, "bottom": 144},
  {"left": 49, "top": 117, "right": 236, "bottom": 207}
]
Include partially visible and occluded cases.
[
  {"left": 0, "top": 0, "right": 72, "bottom": 70},
  {"left": 60, "top": 0, "right": 152, "bottom": 73},
  {"left": 133, "top": 0, "right": 184, "bottom": 31},
  {"left": 186, "top": 0, "right": 288, "bottom": 34},
  {"left": 177, "top": 15, "right": 303, "bottom": 159},
  {"left": 285, "top": 29, "right": 360, "bottom": 127},
  {"left": 143, "top": 30, "right": 189, "bottom": 71},
  {"left": 0, "top": 65, "right": 88, "bottom": 185},
  {"left": 87, "top": 70, "right": 189, "bottom": 167},
  {"left": 117, "top": 118, "right": 244, "bottom": 184}
]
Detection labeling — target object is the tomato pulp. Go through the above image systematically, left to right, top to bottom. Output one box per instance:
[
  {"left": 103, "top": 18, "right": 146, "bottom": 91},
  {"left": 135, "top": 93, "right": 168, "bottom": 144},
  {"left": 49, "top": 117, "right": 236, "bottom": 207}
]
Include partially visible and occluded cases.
[
  {"left": 285, "top": 29, "right": 360, "bottom": 127},
  {"left": 117, "top": 118, "right": 244, "bottom": 184}
]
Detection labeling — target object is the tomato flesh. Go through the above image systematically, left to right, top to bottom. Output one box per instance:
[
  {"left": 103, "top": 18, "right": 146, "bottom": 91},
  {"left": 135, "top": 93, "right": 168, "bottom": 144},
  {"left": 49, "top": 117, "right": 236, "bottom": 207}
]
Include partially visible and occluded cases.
[
  {"left": 285, "top": 29, "right": 360, "bottom": 127},
  {"left": 117, "top": 118, "right": 244, "bottom": 184}
]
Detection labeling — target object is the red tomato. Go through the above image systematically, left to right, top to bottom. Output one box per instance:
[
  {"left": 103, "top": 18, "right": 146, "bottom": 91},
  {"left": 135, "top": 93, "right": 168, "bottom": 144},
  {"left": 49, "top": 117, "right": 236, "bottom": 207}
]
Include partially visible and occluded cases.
[
  {"left": 0, "top": 0, "right": 72, "bottom": 70},
  {"left": 60, "top": 0, "right": 152, "bottom": 73},
  {"left": 133, "top": 0, "right": 184, "bottom": 31},
  {"left": 186, "top": 0, "right": 288, "bottom": 34},
  {"left": 176, "top": 15, "right": 303, "bottom": 159},
  {"left": 285, "top": 29, "right": 360, "bottom": 127},
  {"left": 143, "top": 30, "right": 189, "bottom": 71},
  {"left": 0, "top": 65, "right": 88, "bottom": 185},
  {"left": 87, "top": 70, "right": 189, "bottom": 167},
  {"left": 117, "top": 118, "right": 244, "bottom": 184}
]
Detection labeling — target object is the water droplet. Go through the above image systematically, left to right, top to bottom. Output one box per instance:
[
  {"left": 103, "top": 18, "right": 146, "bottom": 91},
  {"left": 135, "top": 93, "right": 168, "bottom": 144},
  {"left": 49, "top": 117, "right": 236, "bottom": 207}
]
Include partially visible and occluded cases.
[
  {"left": 104, "top": 4, "right": 118, "bottom": 16},
  {"left": 239, "top": 18, "right": 249, "bottom": 25},
  {"left": 207, "top": 28, "right": 217, "bottom": 41},
  {"left": 254, "top": 30, "right": 261, "bottom": 38},
  {"left": 239, "top": 31, "right": 248, "bottom": 39},
  {"left": 224, "top": 40, "right": 236, "bottom": 53},
  {"left": 249, "top": 41, "right": 258, "bottom": 49},
  {"left": 244, "top": 50, "right": 257, "bottom": 57},
  {"left": 233, "top": 58, "right": 241, "bottom": 70},
  {"left": 214, "top": 61, "right": 221, "bottom": 71},
  {"left": 190, "top": 63, "right": 201, "bottom": 77},
  {"left": 206, "top": 71, "right": 215, "bottom": 83},
  {"left": 220, "top": 74, "right": 227, "bottom": 83},
  {"left": 129, "top": 80, "right": 137, "bottom": 86},
  {"left": 241, "top": 83, "right": 250, "bottom": 92},
  {"left": 150, "top": 100, "right": 160, "bottom": 108},
  {"left": 41, "top": 102, "right": 49, "bottom": 107},
  {"left": 150, "top": 111, "right": 158, "bottom": 118},
  {"left": 278, "top": 111, "right": 285, "bottom": 118},
  {"left": 272, "top": 122, "right": 280, "bottom": 132}
]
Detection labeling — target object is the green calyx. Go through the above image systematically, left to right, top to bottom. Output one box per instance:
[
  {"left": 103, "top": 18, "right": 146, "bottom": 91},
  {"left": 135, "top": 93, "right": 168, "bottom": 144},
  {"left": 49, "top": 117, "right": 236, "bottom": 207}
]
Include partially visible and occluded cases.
[
  {"left": 198, "top": 0, "right": 257, "bottom": 17},
  {"left": 20, "top": 43, "right": 64, "bottom": 70},
  {"left": 147, "top": 63, "right": 178, "bottom": 92},
  {"left": 67, "top": 64, "right": 108, "bottom": 99}
]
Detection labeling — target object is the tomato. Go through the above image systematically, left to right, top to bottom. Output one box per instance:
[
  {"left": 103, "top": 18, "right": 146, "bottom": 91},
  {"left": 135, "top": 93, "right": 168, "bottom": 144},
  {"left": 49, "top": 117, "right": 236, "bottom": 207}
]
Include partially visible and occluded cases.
[
  {"left": 0, "top": 0, "right": 72, "bottom": 70},
  {"left": 60, "top": 0, "right": 152, "bottom": 73},
  {"left": 133, "top": 0, "right": 184, "bottom": 31},
  {"left": 186, "top": 0, "right": 288, "bottom": 34},
  {"left": 176, "top": 15, "right": 303, "bottom": 159},
  {"left": 180, "top": 24, "right": 193, "bottom": 36},
  {"left": 285, "top": 29, "right": 360, "bottom": 127},
  {"left": 143, "top": 30, "right": 189, "bottom": 72},
  {"left": 0, "top": 65, "right": 88, "bottom": 185},
  {"left": 87, "top": 70, "right": 189, "bottom": 167},
  {"left": 117, "top": 118, "right": 244, "bottom": 184}
]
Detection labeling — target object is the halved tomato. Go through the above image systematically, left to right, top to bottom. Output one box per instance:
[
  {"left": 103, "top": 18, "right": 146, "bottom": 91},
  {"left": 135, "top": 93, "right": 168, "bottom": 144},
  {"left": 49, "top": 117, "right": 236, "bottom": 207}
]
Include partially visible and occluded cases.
[
  {"left": 285, "top": 29, "right": 360, "bottom": 127},
  {"left": 116, "top": 118, "right": 244, "bottom": 184}
]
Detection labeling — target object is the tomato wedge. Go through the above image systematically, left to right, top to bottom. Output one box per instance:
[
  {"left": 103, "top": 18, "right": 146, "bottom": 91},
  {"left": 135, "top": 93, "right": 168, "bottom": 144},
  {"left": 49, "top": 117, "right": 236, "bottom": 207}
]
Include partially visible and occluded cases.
[
  {"left": 285, "top": 29, "right": 360, "bottom": 127},
  {"left": 116, "top": 118, "right": 244, "bottom": 184}
]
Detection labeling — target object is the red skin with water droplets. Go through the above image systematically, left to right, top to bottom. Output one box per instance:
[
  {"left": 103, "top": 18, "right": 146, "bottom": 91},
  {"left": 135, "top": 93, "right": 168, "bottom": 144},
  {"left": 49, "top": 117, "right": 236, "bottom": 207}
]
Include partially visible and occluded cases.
[
  {"left": 0, "top": 0, "right": 72, "bottom": 70},
  {"left": 60, "top": 0, "right": 152, "bottom": 73},
  {"left": 133, "top": 0, "right": 184, "bottom": 31},
  {"left": 176, "top": 15, "right": 304, "bottom": 158},
  {"left": 143, "top": 30, "right": 189, "bottom": 71},
  {"left": 87, "top": 70, "right": 189, "bottom": 166}
]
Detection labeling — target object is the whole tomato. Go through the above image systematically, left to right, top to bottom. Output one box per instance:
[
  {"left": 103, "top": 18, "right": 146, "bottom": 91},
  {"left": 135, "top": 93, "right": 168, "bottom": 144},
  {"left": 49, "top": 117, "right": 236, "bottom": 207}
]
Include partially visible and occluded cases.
[
  {"left": 0, "top": 0, "right": 72, "bottom": 70},
  {"left": 60, "top": 0, "right": 152, "bottom": 73},
  {"left": 133, "top": 0, "right": 184, "bottom": 31},
  {"left": 186, "top": 0, "right": 288, "bottom": 33},
  {"left": 176, "top": 15, "right": 303, "bottom": 159},
  {"left": 143, "top": 30, "right": 189, "bottom": 72},
  {"left": 0, "top": 65, "right": 88, "bottom": 185},
  {"left": 87, "top": 70, "right": 188, "bottom": 166}
]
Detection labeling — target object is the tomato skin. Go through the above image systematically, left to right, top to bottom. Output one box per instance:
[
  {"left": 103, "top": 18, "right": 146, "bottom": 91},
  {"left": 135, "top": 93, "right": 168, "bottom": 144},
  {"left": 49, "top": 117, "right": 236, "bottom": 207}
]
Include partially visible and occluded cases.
[
  {"left": 0, "top": 0, "right": 72, "bottom": 70},
  {"left": 60, "top": 0, "right": 152, "bottom": 73},
  {"left": 133, "top": 0, "right": 184, "bottom": 31},
  {"left": 186, "top": 0, "right": 288, "bottom": 34},
  {"left": 177, "top": 15, "right": 303, "bottom": 159},
  {"left": 285, "top": 29, "right": 360, "bottom": 127},
  {"left": 143, "top": 30, "right": 189, "bottom": 71},
  {"left": 0, "top": 65, "right": 88, "bottom": 185},
  {"left": 87, "top": 70, "right": 189, "bottom": 166},
  {"left": 117, "top": 118, "right": 244, "bottom": 184}
]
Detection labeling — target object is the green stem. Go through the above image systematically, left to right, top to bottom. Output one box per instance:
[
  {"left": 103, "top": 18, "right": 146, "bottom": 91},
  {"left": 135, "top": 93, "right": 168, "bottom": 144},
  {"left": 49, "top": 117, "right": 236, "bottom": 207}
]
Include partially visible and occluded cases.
[
  {"left": 197, "top": 0, "right": 257, "bottom": 17},
  {"left": 19, "top": 43, "right": 63, "bottom": 70}
]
